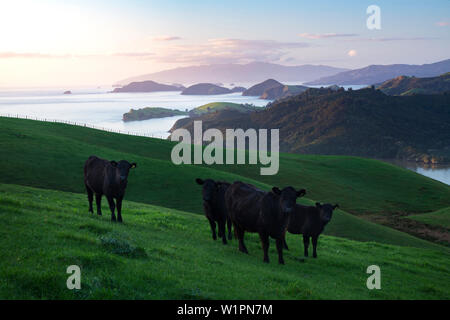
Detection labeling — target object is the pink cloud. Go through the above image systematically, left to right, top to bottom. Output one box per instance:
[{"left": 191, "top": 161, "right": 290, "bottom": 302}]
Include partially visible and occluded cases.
[
  {"left": 436, "top": 21, "right": 449, "bottom": 27},
  {"left": 299, "top": 33, "right": 358, "bottom": 39},
  {"left": 152, "top": 36, "right": 182, "bottom": 41}
]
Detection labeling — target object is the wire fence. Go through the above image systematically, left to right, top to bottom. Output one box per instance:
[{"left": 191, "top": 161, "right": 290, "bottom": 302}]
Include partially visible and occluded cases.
[{"left": 0, "top": 113, "right": 168, "bottom": 140}]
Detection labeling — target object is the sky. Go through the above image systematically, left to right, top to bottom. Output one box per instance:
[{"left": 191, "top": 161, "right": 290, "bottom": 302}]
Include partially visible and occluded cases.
[{"left": 0, "top": 0, "right": 449, "bottom": 87}]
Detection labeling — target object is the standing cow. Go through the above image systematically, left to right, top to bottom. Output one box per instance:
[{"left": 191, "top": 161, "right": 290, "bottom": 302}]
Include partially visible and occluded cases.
[
  {"left": 84, "top": 155, "right": 136, "bottom": 222},
  {"left": 195, "top": 178, "right": 232, "bottom": 244},
  {"left": 225, "top": 181, "right": 306, "bottom": 264},
  {"left": 284, "top": 203, "right": 338, "bottom": 258}
]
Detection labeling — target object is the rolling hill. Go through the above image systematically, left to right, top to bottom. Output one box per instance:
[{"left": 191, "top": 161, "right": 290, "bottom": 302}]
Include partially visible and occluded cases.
[
  {"left": 305, "top": 59, "right": 450, "bottom": 85},
  {"left": 377, "top": 73, "right": 450, "bottom": 96},
  {"left": 0, "top": 116, "right": 449, "bottom": 299},
  {"left": 1, "top": 116, "right": 449, "bottom": 246}
]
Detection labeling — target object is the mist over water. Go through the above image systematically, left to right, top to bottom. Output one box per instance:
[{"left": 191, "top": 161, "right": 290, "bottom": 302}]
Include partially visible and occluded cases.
[{"left": 0, "top": 88, "right": 269, "bottom": 138}]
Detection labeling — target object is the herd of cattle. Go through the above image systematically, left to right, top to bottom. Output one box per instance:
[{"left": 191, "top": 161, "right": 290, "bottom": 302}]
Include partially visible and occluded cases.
[{"left": 84, "top": 156, "right": 338, "bottom": 265}]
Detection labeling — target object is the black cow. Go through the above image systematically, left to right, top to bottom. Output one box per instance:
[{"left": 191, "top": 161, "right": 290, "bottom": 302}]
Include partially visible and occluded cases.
[
  {"left": 84, "top": 155, "right": 136, "bottom": 222},
  {"left": 195, "top": 178, "right": 232, "bottom": 244},
  {"left": 225, "top": 181, "right": 306, "bottom": 264},
  {"left": 284, "top": 203, "right": 338, "bottom": 258}
]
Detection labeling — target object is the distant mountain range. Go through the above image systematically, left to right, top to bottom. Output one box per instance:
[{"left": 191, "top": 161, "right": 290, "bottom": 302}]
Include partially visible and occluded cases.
[
  {"left": 305, "top": 59, "right": 450, "bottom": 85},
  {"left": 115, "top": 62, "right": 348, "bottom": 86},
  {"left": 377, "top": 73, "right": 450, "bottom": 95},
  {"left": 171, "top": 87, "right": 450, "bottom": 162}
]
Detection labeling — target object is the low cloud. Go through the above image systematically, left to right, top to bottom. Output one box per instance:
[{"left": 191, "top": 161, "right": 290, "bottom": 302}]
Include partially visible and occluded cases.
[
  {"left": 436, "top": 21, "right": 449, "bottom": 27},
  {"left": 299, "top": 33, "right": 358, "bottom": 39},
  {"left": 152, "top": 36, "right": 182, "bottom": 41},
  {"left": 344, "top": 36, "right": 437, "bottom": 42},
  {"left": 0, "top": 38, "right": 309, "bottom": 65},
  {"left": 148, "top": 38, "right": 310, "bottom": 64},
  {"left": 0, "top": 52, "right": 70, "bottom": 59},
  {"left": 111, "top": 52, "right": 154, "bottom": 57}
]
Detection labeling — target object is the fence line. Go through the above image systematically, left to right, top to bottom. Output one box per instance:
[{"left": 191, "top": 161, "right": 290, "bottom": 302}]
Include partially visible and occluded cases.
[{"left": 0, "top": 113, "right": 168, "bottom": 140}]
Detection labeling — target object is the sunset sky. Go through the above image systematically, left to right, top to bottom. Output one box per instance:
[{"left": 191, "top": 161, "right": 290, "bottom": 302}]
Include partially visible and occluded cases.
[{"left": 0, "top": 0, "right": 449, "bottom": 87}]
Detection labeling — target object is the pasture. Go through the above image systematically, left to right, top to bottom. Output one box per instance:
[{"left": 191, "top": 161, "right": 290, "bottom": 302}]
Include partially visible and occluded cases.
[{"left": 0, "top": 116, "right": 449, "bottom": 299}]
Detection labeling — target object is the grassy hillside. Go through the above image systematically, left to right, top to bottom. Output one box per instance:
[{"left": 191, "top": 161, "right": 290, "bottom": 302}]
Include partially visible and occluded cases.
[
  {"left": 191, "top": 102, "right": 261, "bottom": 115},
  {"left": 0, "top": 116, "right": 449, "bottom": 249},
  {"left": 0, "top": 183, "right": 448, "bottom": 299},
  {"left": 407, "top": 207, "right": 450, "bottom": 228}
]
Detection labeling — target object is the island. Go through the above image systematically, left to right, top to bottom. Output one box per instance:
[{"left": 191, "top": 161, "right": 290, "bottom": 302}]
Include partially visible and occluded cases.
[
  {"left": 242, "top": 79, "right": 309, "bottom": 100},
  {"left": 113, "top": 80, "right": 184, "bottom": 93},
  {"left": 181, "top": 83, "right": 232, "bottom": 95},
  {"left": 63, "top": 90, "right": 72, "bottom": 94},
  {"left": 122, "top": 102, "right": 262, "bottom": 122},
  {"left": 122, "top": 107, "right": 188, "bottom": 122}
]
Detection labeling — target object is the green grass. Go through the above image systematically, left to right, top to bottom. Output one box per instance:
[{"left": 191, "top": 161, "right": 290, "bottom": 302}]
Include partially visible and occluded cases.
[
  {"left": 191, "top": 102, "right": 261, "bottom": 114},
  {"left": 0, "top": 116, "right": 448, "bottom": 251},
  {"left": 0, "top": 183, "right": 448, "bottom": 299},
  {"left": 407, "top": 207, "right": 450, "bottom": 228}
]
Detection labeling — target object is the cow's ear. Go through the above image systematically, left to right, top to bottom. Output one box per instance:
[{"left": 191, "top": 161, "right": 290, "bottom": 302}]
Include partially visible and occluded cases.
[
  {"left": 110, "top": 161, "right": 118, "bottom": 167},
  {"left": 130, "top": 163, "right": 137, "bottom": 169},
  {"left": 196, "top": 178, "right": 204, "bottom": 185},
  {"left": 272, "top": 187, "right": 281, "bottom": 195},
  {"left": 296, "top": 189, "right": 306, "bottom": 197},
  {"left": 315, "top": 202, "right": 321, "bottom": 208},
  {"left": 333, "top": 204, "right": 339, "bottom": 210}
]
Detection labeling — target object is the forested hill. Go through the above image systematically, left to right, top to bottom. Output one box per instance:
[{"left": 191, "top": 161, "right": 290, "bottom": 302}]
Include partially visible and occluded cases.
[
  {"left": 377, "top": 73, "right": 450, "bottom": 96},
  {"left": 170, "top": 88, "right": 450, "bottom": 163}
]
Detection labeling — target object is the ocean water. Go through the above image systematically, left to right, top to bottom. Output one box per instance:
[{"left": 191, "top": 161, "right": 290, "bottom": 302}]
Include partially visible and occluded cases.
[{"left": 0, "top": 87, "right": 269, "bottom": 138}]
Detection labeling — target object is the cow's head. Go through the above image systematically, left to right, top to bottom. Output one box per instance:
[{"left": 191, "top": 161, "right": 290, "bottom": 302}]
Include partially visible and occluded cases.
[
  {"left": 110, "top": 160, "right": 137, "bottom": 183},
  {"left": 196, "top": 178, "right": 218, "bottom": 202},
  {"left": 272, "top": 186, "right": 306, "bottom": 214},
  {"left": 315, "top": 203, "right": 338, "bottom": 224}
]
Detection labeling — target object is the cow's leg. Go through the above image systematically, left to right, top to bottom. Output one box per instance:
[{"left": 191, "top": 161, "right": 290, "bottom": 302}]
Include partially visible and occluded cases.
[
  {"left": 86, "top": 185, "right": 93, "bottom": 213},
  {"left": 95, "top": 193, "right": 102, "bottom": 216},
  {"left": 107, "top": 196, "right": 116, "bottom": 222},
  {"left": 116, "top": 197, "right": 123, "bottom": 223},
  {"left": 208, "top": 217, "right": 217, "bottom": 240},
  {"left": 227, "top": 217, "right": 232, "bottom": 240},
  {"left": 217, "top": 218, "right": 224, "bottom": 238},
  {"left": 218, "top": 220, "right": 227, "bottom": 245},
  {"left": 235, "top": 226, "right": 248, "bottom": 254},
  {"left": 283, "top": 231, "right": 289, "bottom": 250},
  {"left": 259, "top": 233, "right": 270, "bottom": 263},
  {"left": 303, "top": 235, "right": 310, "bottom": 257},
  {"left": 312, "top": 235, "right": 319, "bottom": 258},
  {"left": 276, "top": 238, "right": 285, "bottom": 265}
]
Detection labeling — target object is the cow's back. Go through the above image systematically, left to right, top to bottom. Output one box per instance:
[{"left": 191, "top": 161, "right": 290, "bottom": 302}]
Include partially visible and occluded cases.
[
  {"left": 84, "top": 156, "right": 108, "bottom": 194},
  {"left": 225, "top": 181, "right": 264, "bottom": 231}
]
